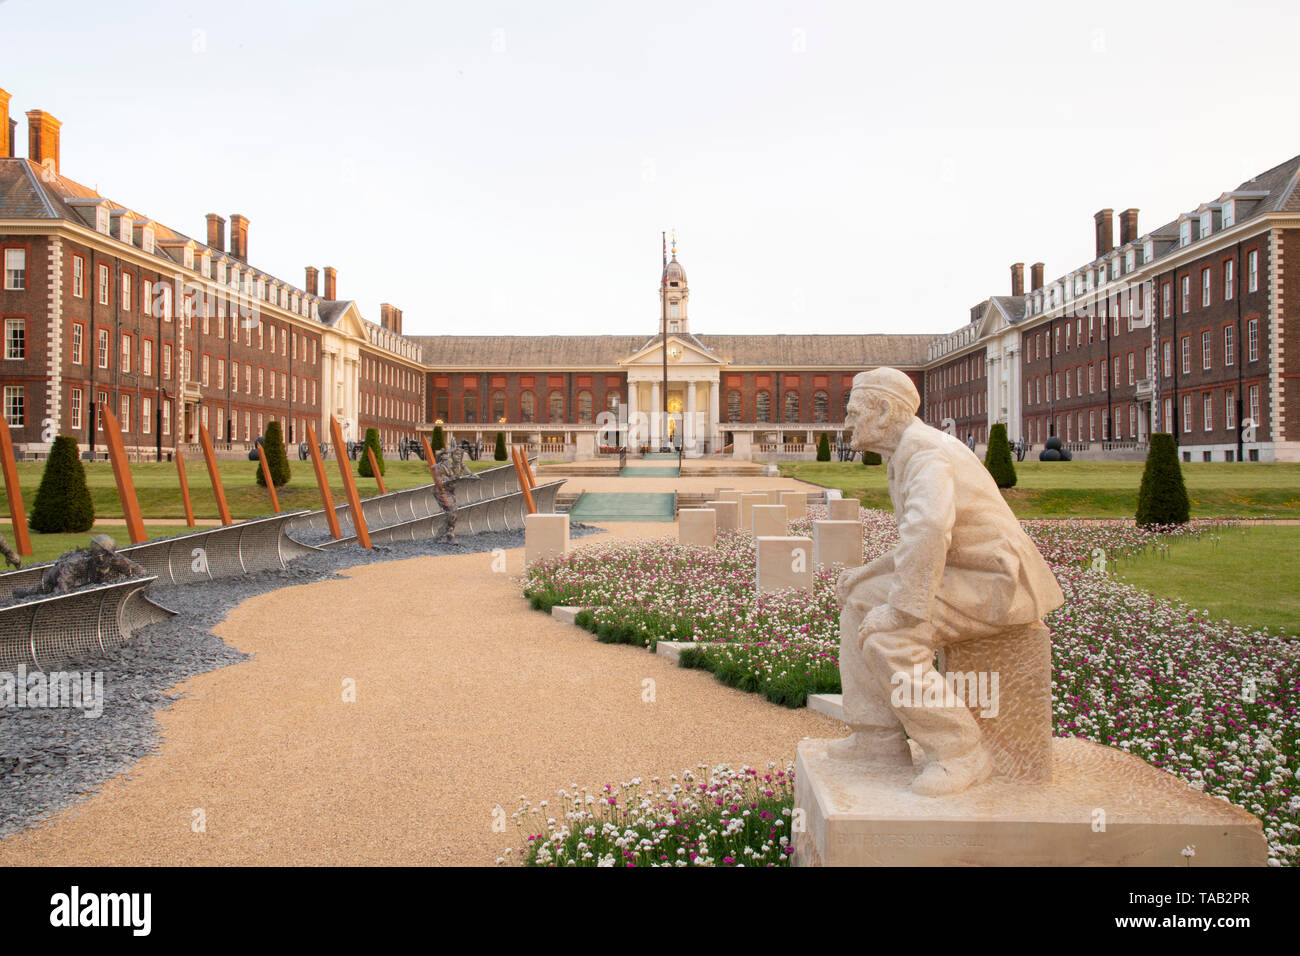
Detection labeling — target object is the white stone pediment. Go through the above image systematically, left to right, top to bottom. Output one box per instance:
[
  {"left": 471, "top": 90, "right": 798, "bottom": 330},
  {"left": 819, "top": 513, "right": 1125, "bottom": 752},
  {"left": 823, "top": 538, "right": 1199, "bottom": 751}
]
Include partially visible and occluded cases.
[{"left": 620, "top": 335, "right": 723, "bottom": 370}]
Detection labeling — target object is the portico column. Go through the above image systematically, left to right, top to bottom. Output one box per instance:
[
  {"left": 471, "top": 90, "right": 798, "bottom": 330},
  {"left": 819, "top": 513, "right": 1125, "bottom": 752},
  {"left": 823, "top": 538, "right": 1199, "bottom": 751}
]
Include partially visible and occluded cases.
[
  {"left": 685, "top": 379, "right": 696, "bottom": 452},
  {"left": 709, "top": 380, "right": 720, "bottom": 452},
  {"left": 626, "top": 381, "right": 638, "bottom": 448},
  {"left": 650, "top": 381, "right": 660, "bottom": 447}
]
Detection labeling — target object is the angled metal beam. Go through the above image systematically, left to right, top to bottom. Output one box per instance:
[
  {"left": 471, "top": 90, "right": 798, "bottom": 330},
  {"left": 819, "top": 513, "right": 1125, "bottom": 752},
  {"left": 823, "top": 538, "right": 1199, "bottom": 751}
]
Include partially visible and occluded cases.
[{"left": 101, "top": 408, "right": 147, "bottom": 544}]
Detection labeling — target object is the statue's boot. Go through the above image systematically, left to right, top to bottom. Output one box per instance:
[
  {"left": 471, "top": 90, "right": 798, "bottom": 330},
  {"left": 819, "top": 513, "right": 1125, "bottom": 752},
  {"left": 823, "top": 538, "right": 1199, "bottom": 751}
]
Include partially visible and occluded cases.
[
  {"left": 824, "top": 729, "right": 912, "bottom": 766},
  {"left": 910, "top": 744, "right": 992, "bottom": 797}
]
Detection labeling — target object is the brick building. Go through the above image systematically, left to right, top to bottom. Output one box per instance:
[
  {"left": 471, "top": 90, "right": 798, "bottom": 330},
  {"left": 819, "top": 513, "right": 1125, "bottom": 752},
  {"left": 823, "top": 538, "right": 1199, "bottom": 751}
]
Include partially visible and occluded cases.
[{"left": 925, "top": 154, "right": 1300, "bottom": 463}]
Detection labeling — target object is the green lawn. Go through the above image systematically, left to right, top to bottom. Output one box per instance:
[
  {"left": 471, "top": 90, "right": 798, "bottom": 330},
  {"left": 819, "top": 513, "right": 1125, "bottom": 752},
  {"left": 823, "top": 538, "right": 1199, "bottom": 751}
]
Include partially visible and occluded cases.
[
  {"left": 1, "top": 457, "right": 503, "bottom": 529},
  {"left": 782, "top": 460, "right": 1300, "bottom": 519},
  {"left": 1110, "top": 525, "right": 1300, "bottom": 637}
]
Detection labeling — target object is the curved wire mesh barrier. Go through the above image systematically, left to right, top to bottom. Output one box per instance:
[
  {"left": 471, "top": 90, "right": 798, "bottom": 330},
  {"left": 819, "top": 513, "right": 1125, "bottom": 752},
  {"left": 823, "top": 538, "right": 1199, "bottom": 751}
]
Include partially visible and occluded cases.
[
  {"left": 0, "top": 513, "right": 323, "bottom": 600},
  {"left": 0, "top": 577, "right": 175, "bottom": 671}
]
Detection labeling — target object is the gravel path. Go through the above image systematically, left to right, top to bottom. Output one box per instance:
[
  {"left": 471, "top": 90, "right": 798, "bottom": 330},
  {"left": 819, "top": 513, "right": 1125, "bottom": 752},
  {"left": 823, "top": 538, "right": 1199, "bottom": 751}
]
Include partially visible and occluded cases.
[{"left": 0, "top": 520, "right": 843, "bottom": 865}]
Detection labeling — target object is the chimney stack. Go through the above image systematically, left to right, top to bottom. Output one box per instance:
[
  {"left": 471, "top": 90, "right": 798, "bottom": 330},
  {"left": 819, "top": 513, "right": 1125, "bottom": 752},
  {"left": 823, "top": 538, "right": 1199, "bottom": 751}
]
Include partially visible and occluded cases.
[
  {"left": 0, "top": 89, "right": 10, "bottom": 160},
  {"left": 26, "top": 110, "right": 61, "bottom": 176},
  {"left": 1094, "top": 208, "right": 1114, "bottom": 259},
  {"left": 1119, "top": 208, "right": 1140, "bottom": 246},
  {"left": 229, "top": 213, "right": 249, "bottom": 261},
  {"left": 206, "top": 214, "right": 226, "bottom": 253},
  {"left": 1010, "top": 262, "right": 1025, "bottom": 297},
  {"left": 1030, "top": 262, "right": 1045, "bottom": 292},
  {"left": 305, "top": 266, "right": 319, "bottom": 297},
  {"left": 323, "top": 266, "right": 337, "bottom": 300},
  {"left": 379, "top": 303, "right": 392, "bottom": 330},
  {"left": 394, "top": 307, "right": 402, "bottom": 335}
]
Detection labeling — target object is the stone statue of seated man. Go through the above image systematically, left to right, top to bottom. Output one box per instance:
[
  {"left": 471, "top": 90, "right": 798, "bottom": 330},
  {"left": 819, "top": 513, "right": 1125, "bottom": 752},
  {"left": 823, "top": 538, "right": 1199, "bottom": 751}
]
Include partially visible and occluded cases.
[{"left": 829, "top": 367, "right": 1064, "bottom": 797}]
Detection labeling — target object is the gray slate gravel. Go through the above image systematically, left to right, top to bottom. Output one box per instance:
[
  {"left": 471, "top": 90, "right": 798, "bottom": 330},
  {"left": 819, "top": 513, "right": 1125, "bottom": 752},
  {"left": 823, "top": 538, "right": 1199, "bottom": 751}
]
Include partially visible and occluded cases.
[{"left": 0, "top": 521, "right": 603, "bottom": 839}]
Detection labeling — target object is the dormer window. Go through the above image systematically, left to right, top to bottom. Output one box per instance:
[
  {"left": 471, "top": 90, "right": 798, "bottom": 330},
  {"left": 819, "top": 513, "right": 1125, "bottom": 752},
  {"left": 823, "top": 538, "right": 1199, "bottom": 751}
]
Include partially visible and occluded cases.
[
  {"left": 1222, "top": 200, "right": 1235, "bottom": 229},
  {"left": 95, "top": 206, "right": 110, "bottom": 235},
  {"left": 1199, "top": 211, "right": 1213, "bottom": 238},
  {"left": 117, "top": 216, "right": 133, "bottom": 245},
  {"left": 1179, "top": 221, "right": 1192, "bottom": 247},
  {"left": 141, "top": 226, "right": 155, "bottom": 254},
  {"left": 1143, "top": 240, "right": 1154, "bottom": 263},
  {"left": 182, "top": 244, "right": 194, "bottom": 270},
  {"left": 1125, "top": 249, "right": 1135, "bottom": 273},
  {"left": 1110, "top": 258, "right": 1120, "bottom": 280}
]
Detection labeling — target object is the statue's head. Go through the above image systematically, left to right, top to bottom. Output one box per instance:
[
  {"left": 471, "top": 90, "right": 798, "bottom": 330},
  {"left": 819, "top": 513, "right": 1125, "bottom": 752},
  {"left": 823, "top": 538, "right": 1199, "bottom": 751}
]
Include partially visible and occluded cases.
[
  {"left": 846, "top": 367, "right": 918, "bottom": 454},
  {"left": 90, "top": 534, "right": 117, "bottom": 553}
]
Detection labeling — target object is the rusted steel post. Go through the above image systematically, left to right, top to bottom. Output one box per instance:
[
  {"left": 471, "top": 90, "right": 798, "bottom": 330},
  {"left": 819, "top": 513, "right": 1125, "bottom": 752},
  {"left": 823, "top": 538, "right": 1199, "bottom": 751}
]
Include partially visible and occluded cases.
[
  {"left": 101, "top": 408, "right": 147, "bottom": 544},
  {"left": 0, "top": 416, "right": 32, "bottom": 555},
  {"left": 330, "top": 416, "right": 371, "bottom": 549},
  {"left": 306, "top": 423, "right": 341, "bottom": 539},
  {"left": 198, "top": 424, "right": 232, "bottom": 526},
  {"left": 256, "top": 443, "right": 281, "bottom": 514},
  {"left": 512, "top": 446, "right": 537, "bottom": 515},
  {"left": 366, "top": 447, "right": 387, "bottom": 494},
  {"left": 522, "top": 448, "right": 537, "bottom": 489},
  {"left": 175, "top": 450, "right": 196, "bottom": 527}
]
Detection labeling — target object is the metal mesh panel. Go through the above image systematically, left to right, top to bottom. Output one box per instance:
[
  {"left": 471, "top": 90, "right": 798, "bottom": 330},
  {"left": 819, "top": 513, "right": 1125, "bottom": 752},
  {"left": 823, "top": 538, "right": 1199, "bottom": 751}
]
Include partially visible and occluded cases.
[
  {"left": 0, "top": 565, "right": 51, "bottom": 602},
  {"left": 0, "top": 578, "right": 174, "bottom": 670}
]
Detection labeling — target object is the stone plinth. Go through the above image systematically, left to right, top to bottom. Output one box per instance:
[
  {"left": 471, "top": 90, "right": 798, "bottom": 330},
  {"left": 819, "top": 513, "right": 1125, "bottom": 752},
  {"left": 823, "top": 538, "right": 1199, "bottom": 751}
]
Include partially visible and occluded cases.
[
  {"left": 766, "top": 488, "right": 789, "bottom": 504},
  {"left": 716, "top": 489, "right": 743, "bottom": 504},
  {"left": 780, "top": 491, "right": 808, "bottom": 520},
  {"left": 739, "top": 492, "right": 768, "bottom": 531},
  {"left": 827, "top": 498, "right": 859, "bottom": 521},
  {"left": 706, "top": 500, "right": 740, "bottom": 531},
  {"left": 751, "top": 504, "right": 788, "bottom": 538},
  {"left": 678, "top": 508, "right": 717, "bottom": 548},
  {"left": 525, "top": 513, "right": 569, "bottom": 566},
  {"left": 813, "top": 519, "right": 863, "bottom": 569},
  {"left": 756, "top": 536, "right": 812, "bottom": 593},
  {"left": 793, "top": 737, "right": 1268, "bottom": 867}
]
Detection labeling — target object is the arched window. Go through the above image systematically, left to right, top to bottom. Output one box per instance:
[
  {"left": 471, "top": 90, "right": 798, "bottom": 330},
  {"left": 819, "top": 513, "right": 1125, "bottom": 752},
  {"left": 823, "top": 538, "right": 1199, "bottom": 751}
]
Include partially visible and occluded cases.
[
  {"left": 726, "top": 389, "right": 742, "bottom": 422},
  {"left": 434, "top": 390, "right": 449, "bottom": 422},
  {"left": 463, "top": 390, "right": 478, "bottom": 423},
  {"left": 491, "top": 390, "right": 507, "bottom": 422},
  {"left": 520, "top": 390, "right": 535, "bottom": 422},
  {"left": 548, "top": 390, "right": 564, "bottom": 423},
  {"left": 577, "top": 390, "right": 593, "bottom": 423},
  {"left": 755, "top": 390, "right": 771, "bottom": 423},
  {"left": 784, "top": 390, "right": 800, "bottom": 423},
  {"left": 813, "top": 390, "right": 828, "bottom": 423}
]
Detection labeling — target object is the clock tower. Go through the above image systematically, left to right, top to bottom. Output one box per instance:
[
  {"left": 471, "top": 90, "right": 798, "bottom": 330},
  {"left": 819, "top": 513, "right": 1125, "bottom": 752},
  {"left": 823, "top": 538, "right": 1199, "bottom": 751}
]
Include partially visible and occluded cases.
[{"left": 659, "top": 241, "right": 690, "bottom": 335}]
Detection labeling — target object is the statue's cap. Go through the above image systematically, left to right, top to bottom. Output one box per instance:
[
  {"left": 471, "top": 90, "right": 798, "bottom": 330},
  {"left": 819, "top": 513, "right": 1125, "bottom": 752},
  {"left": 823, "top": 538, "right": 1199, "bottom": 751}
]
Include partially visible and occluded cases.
[
  {"left": 852, "top": 367, "right": 920, "bottom": 415},
  {"left": 90, "top": 534, "right": 117, "bottom": 552}
]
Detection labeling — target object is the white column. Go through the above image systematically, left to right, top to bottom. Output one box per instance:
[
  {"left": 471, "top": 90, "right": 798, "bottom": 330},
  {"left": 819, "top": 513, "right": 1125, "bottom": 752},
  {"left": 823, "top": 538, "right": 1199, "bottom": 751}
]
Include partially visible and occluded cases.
[
  {"left": 1009, "top": 346, "right": 1021, "bottom": 441},
  {"left": 685, "top": 380, "right": 698, "bottom": 456},
  {"left": 709, "top": 380, "right": 720, "bottom": 452},
  {"left": 627, "top": 381, "right": 638, "bottom": 448},
  {"left": 650, "top": 381, "right": 660, "bottom": 447}
]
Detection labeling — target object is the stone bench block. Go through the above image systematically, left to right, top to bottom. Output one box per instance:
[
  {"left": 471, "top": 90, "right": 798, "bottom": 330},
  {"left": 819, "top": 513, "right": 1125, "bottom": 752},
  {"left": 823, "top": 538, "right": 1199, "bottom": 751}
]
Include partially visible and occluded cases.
[
  {"left": 780, "top": 491, "right": 808, "bottom": 520},
  {"left": 739, "top": 492, "right": 768, "bottom": 531},
  {"left": 827, "top": 498, "right": 859, "bottom": 521},
  {"left": 705, "top": 500, "right": 740, "bottom": 531},
  {"left": 751, "top": 503, "right": 788, "bottom": 538},
  {"left": 678, "top": 508, "right": 717, "bottom": 548},
  {"left": 525, "top": 512, "right": 569, "bottom": 566},
  {"left": 813, "top": 519, "right": 864, "bottom": 569},
  {"left": 756, "top": 535, "right": 813, "bottom": 592}
]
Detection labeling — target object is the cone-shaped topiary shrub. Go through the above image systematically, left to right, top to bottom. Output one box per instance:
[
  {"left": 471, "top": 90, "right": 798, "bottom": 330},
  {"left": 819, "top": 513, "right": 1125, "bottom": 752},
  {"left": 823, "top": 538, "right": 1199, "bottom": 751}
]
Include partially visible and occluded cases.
[
  {"left": 255, "top": 420, "right": 292, "bottom": 487},
  {"left": 983, "top": 422, "right": 1017, "bottom": 488},
  {"left": 432, "top": 425, "right": 446, "bottom": 452},
  {"left": 358, "top": 427, "right": 386, "bottom": 477},
  {"left": 494, "top": 432, "right": 508, "bottom": 461},
  {"left": 1136, "top": 432, "right": 1190, "bottom": 527},
  {"left": 816, "top": 433, "right": 831, "bottom": 461},
  {"left": 30, "top": 435, "right": 95, "bottom": 533},
  {"left": 861, "top": 450, "right": 882, "bottom": 466}
]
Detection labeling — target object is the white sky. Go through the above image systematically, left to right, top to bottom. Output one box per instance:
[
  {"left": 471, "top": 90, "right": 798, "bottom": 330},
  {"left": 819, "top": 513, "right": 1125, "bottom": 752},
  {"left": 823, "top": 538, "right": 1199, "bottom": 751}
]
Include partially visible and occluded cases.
[{"left": 2, "top": 0, "right": 1297, "bottom": 339}]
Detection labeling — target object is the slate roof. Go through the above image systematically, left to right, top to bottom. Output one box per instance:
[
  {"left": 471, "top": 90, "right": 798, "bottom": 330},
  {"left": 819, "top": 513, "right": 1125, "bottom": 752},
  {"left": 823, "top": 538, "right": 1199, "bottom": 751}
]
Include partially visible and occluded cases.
[{"left": 407, "top": 332, "right": 937, "bottom": 369}]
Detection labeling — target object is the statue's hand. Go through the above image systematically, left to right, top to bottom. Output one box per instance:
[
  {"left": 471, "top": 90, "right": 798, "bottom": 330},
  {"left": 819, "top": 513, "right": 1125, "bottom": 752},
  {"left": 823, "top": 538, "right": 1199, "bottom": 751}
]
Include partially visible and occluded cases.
[{"left": 857, "top": 605, "right": 918, "bottom": 651}]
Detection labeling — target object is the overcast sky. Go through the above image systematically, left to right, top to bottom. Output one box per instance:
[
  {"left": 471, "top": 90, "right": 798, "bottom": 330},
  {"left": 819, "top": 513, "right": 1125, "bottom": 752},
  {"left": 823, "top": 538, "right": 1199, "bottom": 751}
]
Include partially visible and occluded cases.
[{"left": 3, "top": 0, "right": 1297, "bottom": 339}]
